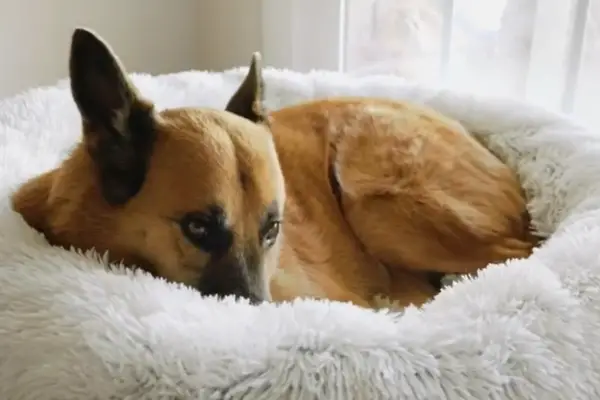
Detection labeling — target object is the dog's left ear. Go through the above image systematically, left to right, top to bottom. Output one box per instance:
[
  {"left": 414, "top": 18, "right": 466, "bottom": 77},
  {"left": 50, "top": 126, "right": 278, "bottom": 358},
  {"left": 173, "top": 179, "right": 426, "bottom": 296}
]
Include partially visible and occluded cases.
[
  {"left": 69, "top": 28, "right": 156, "bottom": 206},
  {"left": 225, "top": 52, "right": 266, "bottom": 123}
]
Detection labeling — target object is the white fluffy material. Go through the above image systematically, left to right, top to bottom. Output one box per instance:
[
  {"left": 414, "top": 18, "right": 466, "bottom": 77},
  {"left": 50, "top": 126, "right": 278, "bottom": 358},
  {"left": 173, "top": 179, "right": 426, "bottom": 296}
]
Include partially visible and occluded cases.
[{"left": 1, "top": 67, "right": 600, "bottom": 400}]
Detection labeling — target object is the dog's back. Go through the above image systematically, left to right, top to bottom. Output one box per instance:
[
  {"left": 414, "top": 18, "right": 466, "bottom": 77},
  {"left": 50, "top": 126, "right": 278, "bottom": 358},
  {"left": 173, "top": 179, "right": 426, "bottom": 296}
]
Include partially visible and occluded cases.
[{"left": 268, "top": 97, "right": 534, "bottom": 307}]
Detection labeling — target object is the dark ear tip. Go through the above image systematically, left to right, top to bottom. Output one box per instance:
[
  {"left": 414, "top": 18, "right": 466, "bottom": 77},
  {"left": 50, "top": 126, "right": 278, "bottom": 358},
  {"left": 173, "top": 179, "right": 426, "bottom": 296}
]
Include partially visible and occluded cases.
[
  {"left": 70, "top": 27, "right": 117, "bottom": 64},
  {"left": 71, "top": 27, "right": 103, "bottom": 48},
  {"left": 249, "top": 52, "right": 263, "bottom": 75},
  {"left": 250, "top": 52, "right": 262, "bottom": 66}
]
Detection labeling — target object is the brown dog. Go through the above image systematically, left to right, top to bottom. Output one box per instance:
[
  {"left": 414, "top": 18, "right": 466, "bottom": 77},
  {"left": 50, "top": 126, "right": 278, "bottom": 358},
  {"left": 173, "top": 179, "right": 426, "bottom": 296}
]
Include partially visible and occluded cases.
[{"left": 11, "top": 28, "right": 535, "bottom": 309}]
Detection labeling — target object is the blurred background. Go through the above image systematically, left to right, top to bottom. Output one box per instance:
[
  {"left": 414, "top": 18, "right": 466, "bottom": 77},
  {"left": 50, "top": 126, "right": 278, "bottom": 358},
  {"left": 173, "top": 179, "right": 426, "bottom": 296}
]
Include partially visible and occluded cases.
[
  {"left": 0, "top": 0, "right": 261, "bottom": 98},
  {"left": 2, "top": 0, "right": 598, "bottom": 128},
  {"left": 343, "top": 0, "right": 599, "bottom": 127}
]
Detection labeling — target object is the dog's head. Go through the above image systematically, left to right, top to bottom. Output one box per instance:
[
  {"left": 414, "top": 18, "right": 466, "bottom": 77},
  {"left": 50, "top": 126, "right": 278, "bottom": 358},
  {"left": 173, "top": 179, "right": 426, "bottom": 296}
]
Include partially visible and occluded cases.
[{"left": 18, "top": 28, "right": 286, "bottom": 303}]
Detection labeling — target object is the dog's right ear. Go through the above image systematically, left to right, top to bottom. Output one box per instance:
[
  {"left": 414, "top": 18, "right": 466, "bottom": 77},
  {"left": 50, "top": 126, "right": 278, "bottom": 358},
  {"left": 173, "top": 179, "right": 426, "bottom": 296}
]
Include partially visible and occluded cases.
[
  {"left": 69, "top": 28, "right": 156, "bottom": 206},
  {"left": 225, "top": 52, "right": 266, "bottom": 123}
]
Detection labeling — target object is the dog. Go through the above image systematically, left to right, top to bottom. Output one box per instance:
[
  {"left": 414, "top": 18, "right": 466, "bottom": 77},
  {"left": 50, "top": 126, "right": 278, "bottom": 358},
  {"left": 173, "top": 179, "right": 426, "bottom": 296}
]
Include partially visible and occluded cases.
[{"left": 11, "top": 28, "right": 536, "bottom": 309}]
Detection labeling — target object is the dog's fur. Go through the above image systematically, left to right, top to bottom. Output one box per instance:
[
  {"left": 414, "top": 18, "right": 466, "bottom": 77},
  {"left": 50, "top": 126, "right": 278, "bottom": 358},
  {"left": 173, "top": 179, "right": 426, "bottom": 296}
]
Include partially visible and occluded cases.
[{"left": 11, "top": 29, "right": 536, "bottom": 309}]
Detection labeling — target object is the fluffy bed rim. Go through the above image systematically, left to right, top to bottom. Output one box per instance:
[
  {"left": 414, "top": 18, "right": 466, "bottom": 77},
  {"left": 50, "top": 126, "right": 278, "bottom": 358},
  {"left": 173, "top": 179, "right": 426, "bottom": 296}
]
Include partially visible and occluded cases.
[{"left": 0, "top": 67, "right": 599, "bottom": 399}]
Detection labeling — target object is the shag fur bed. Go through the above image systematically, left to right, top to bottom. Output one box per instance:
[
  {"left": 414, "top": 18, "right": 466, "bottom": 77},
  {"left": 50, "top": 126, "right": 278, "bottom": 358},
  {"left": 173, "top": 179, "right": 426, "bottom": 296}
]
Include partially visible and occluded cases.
[{"left": 2, "top": 67, "right": 600, "bottom": 400}]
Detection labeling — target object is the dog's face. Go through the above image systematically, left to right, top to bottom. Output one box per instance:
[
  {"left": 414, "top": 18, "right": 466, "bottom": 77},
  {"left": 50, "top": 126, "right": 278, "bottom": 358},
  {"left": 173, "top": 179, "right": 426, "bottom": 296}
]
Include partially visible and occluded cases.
[{"left": 56, "top": 29, "right": 285, "bottom": 303}]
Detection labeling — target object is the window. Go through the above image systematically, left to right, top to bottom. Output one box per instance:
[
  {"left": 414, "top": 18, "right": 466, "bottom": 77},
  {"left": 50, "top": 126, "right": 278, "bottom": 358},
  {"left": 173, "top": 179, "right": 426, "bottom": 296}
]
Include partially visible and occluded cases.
[{"left": 262, "top": 0, "right": 600, "bottom": 128}]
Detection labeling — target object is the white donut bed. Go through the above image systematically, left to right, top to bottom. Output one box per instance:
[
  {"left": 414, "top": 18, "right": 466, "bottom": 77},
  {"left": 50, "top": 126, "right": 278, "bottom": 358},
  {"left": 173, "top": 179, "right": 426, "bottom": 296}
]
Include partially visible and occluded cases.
[{"left": 1, "top": 67, "right": 600, "bottom": 400}]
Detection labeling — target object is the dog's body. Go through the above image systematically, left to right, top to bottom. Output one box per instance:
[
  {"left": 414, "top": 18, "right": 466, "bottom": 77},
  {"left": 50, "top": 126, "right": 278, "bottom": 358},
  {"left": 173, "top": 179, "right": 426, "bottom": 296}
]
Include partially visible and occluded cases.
[
  {"left": 12, "top": 29, "right": 535, "bottom": 309},
  {"left": 267, "top": 98, "right": 534, "bottom": 307}
]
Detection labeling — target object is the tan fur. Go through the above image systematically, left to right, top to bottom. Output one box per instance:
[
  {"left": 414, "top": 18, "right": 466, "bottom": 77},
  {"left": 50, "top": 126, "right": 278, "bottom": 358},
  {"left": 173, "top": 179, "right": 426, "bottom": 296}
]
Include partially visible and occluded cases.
[
  {"left": 11, "top": 29, "right": 536, "bottom": 310},
  {"left": 267, "top": 98, "right": 535, "bottom": 307},
  {"left": 14, "top": 109, "right": 285, "bottom": 286}
]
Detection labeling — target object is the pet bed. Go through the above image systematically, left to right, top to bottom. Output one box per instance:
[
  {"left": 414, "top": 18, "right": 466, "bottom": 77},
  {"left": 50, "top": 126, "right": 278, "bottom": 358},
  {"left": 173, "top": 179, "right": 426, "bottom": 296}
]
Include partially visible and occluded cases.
[{"left": 1, "top": 67, "right": 600, "bottom": 400}]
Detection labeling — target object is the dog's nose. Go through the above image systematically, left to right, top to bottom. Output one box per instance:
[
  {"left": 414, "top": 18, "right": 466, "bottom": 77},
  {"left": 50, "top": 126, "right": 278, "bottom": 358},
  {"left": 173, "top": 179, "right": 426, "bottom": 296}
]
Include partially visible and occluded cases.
[{"left": 196, "top": 252, "right": 268, "bottom": 304}]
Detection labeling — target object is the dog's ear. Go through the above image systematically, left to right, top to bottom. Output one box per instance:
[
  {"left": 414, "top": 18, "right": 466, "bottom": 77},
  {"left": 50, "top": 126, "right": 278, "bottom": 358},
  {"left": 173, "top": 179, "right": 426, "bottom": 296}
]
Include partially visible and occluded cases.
[
  {"left": 69, "top": 27, "right": 156, "bottom": 206},
  {"left": 225, "top": 52, "right": 266, "bottom": 123}
]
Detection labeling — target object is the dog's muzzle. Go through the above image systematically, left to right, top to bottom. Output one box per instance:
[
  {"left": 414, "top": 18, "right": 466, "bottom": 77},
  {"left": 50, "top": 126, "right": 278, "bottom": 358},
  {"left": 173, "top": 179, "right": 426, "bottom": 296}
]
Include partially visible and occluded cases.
[{"left": 195, "top": 252, "right": 269, "bottom": 305}]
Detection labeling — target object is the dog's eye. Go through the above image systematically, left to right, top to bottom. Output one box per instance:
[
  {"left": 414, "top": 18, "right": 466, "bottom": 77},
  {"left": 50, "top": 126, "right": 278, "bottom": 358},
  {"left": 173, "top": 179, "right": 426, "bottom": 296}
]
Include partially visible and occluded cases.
[
  {"left": 180, "top": 209, "right": 233, "bottom": 256},
  {"left": 181, "top": 216, "right": 210, "bottom": 243},
  {"left": 187, "top": 219, "right": 207, "bottom": 238},
  {"left": 261, "top": 219, "right": 281, "bottom": 248}
]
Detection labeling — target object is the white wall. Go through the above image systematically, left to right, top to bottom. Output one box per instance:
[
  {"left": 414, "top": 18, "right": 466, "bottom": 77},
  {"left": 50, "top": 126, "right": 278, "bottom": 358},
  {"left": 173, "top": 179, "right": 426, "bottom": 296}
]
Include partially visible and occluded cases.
[
  {"left": 0, "top": 0, "right": 263, "bottom": 99},
  {"left": 196, "top": 0, "right": 263, "bottom": 71},
  {"left": 261, "top": 0, "right": 344, "bottom": 72}
]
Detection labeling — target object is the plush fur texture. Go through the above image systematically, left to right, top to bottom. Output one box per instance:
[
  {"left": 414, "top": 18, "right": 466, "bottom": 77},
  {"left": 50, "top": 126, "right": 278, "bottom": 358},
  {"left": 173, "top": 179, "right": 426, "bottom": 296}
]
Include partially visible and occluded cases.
[
  {"left": 11, "top": 30, "right": 534, "bottom": 310},
  {"left": 1, "top": 62, "right": 600, "bottom": 398}
]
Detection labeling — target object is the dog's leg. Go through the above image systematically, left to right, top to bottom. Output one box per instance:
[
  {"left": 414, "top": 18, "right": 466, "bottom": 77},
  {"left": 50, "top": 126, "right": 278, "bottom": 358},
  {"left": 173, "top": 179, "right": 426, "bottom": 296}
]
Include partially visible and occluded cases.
[
  {"left": 332, "top": 121, "right": 535, "bottom": 277},
  {"left": 336, "top": 172, "right": 534, "bottom": 276}
]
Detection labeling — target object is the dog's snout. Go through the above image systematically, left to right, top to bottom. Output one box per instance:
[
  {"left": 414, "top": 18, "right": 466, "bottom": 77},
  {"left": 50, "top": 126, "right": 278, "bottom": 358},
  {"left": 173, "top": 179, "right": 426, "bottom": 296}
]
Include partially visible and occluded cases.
[{"left": 196, "top": 251, "right": 267, "bottom": 304}]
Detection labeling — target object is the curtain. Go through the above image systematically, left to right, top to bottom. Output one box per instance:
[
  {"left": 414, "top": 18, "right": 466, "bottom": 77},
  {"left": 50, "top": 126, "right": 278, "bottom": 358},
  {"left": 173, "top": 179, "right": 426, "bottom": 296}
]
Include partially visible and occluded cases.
[
  {"left": 262, "top": 0, "right": 599, "bottom": 129},
  {"left": 343, "top": 0, "right": 598, "bottom": 128}
]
